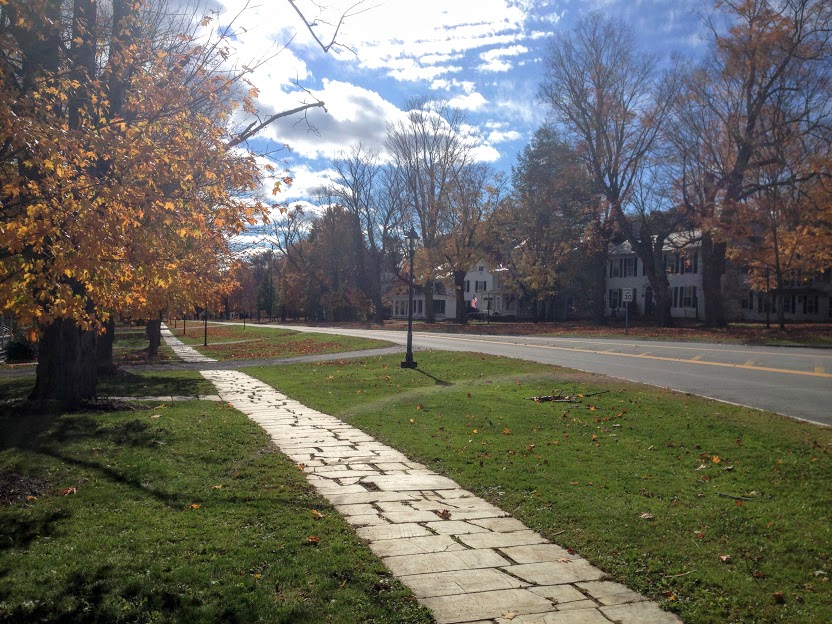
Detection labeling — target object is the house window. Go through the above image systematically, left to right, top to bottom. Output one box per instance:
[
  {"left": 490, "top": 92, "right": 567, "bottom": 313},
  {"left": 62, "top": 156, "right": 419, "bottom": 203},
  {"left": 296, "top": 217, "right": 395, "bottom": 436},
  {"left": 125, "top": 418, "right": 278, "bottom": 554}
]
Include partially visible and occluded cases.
[
  {"left": 622, "top": 257, "right": 636, "bottom": 277},
  {"left": 610, "top": 261, "right": 621, "bottom": 278},
  {"left": 465, "top": 280, "right": 470, "bottom": 293},
  {"left": 475, "top": 280, "right": 487, "bottom": 291},
  {"left": 682, "top": 286, "right": 697, "bottom": 308},
  {"left": 741, "top": 291, "right": 753, "bottom": 310},
  {"left": 782, "top": 294, "right": 796, "bottom": 314},
  {"left": 802, "top": 295, "right": 819, "bottom": 315},
  {"left": 416, "top": 299, "right": 423, "bottom": 315},
  {"left": 433, "top": 300, "right": 446, "bottom": 315}
]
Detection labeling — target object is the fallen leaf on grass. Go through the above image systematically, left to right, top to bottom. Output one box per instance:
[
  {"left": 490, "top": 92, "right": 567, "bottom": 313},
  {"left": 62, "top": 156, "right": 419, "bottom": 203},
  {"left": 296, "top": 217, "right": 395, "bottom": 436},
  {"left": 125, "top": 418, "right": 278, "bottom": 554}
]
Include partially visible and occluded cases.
[
  {"left": 150, "top": 414, "right": 161, "bottom": 419},
  {"left": 502, "top": 428, "right": 512, "bottom": 435},
  {"left": 296, "top": 464, "right": 306, "bottom": 471},
  {"left": 211, "top": 484, "right": 223, "bottom": 489},
  {"left": 61, "top": 487, "right": 77, "bottom": 496},
  {"left": 25, "top": 495, "right": 37, "bottom": 502},
  {"left": 189, "top": 503, "right": 201, "bottom": 509},
  {"left": 311, "top": 509, "right": 324, "bottom": 520},
  {"left": 638, "top": 512, "right": 654, "bottom": 520},
  {"left": 307, "top": 536, "right": 320, "bottom": 545},
  {"left": 719, "top": 554, "right": 732, "bottom": 563},
  {"left": 772, "top": 591, "right": 785, "bottom": 604}
]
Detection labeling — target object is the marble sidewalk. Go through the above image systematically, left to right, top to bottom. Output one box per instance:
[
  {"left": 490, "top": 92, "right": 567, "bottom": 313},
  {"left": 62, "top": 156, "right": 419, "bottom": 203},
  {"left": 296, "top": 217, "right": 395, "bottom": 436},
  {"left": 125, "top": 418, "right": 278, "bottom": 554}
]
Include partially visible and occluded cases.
[{"left": 161, "top": 326, "right": 682, "bottom": 624}]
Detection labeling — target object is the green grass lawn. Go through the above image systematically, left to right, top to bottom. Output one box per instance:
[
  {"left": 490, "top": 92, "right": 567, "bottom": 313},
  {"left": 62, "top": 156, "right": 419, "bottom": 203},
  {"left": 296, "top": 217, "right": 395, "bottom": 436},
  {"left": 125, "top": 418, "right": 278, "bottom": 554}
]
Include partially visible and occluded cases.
[
  {"left": 175, "top": 323, "right": 391, "bottom": 360},
  {"left": 112, "top": 326, "right": 177, "bottom": 365},
  {"left": 246, "top": 352, "right": 832, "bottom": 624},
  {"left": 0, "top": 380, "right": 431, "bottom": 623}
]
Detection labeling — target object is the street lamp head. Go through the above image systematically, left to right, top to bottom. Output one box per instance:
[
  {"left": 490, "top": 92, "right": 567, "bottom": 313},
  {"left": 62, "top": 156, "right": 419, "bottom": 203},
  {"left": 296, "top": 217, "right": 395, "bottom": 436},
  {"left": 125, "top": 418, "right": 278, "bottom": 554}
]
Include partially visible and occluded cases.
[{"left": 405, "top": 227, "right": 419, "bottom": 250}]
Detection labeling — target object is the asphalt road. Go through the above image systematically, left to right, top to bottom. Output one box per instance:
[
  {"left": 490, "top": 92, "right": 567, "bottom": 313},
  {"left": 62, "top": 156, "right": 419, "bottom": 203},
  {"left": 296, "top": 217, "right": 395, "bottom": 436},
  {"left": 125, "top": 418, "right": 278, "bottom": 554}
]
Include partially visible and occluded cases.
[{"left": 258, "top": 324, "right": 832, "bottom": 427}]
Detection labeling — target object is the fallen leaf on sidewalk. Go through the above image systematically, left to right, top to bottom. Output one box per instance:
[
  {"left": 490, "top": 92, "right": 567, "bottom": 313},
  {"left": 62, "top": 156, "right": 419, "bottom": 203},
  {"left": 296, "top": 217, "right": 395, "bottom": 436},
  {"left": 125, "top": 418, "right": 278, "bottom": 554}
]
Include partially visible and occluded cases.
[
  {"left": 435, "top": 509, "right": 451, "bottom": 520},
  {"left": 502, "top": 611, "right": 518, "bottom": 620}
]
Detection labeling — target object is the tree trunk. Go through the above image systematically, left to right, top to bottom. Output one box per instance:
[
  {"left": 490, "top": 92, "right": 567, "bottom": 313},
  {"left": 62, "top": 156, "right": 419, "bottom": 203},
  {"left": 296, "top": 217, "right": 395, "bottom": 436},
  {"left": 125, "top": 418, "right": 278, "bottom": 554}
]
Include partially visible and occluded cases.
[
  {"left": 701, "top": 232, "right": 727, "bottom": 327},
  {"left": 591, "top": 252, "right": 608, "bottom": 324},
  {"left": 453, "top": 270, "right": 467, "bottom": 324},
  {"left": 424, "top": 280, "right": 435, "bottom": 323},
  {"left": 146, "top": 313, "right": 162, "bottom": 358},
  {"left": 96, "top": 317, "right": 116, "bottom": 374},
  {"left": 31, "top": 318, "right": 97, "bottom": 409}
]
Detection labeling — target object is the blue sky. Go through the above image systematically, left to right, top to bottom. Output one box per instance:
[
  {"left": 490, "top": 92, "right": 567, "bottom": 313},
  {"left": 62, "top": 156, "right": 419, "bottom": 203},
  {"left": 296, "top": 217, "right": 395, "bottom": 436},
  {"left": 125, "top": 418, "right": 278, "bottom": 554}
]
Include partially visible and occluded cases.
[{"left": 212, "top": 0, "right": 711, "bottom": 232}]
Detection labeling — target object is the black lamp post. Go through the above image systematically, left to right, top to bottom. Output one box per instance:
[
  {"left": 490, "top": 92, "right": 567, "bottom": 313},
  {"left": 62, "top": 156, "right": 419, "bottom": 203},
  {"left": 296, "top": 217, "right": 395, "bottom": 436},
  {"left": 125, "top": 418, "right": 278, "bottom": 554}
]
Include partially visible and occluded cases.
[
  {"left": 401, "top": 227, "right": 419, "bottom": 369},
  {"left": 203, "top": 304, "right": 208, "bottom": 347}
]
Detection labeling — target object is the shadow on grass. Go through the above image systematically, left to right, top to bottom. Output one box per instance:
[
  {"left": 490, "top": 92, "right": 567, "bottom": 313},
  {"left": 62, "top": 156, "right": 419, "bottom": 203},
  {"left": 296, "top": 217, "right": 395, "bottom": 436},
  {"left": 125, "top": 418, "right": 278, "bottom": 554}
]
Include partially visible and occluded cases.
[
  {"left": 414, "top": 368, "right": 454, "bottom": 387},
  {"left": 96, "top": 370, "right": 211, "bottom": 397},
  {"left": 0, "top": 507, "right": 70, "bottom": 554}
]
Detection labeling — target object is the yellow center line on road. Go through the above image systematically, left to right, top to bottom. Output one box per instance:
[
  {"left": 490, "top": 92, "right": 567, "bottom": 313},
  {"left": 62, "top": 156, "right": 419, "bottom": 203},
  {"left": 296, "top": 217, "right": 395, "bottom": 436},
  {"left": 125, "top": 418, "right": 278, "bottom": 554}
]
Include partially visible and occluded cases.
[
  {"left": 423, "top": 334, "right": 832, "bottom": 379},
  {"left": 515, "top": 336, "right": 832, "bottom": 360},
  {"left": 691, "top": 354, "right": 704, "bottom": 361},
  {"left": 744, "top": 360, "right": 756, "bottom": 367},
  {"left": 817, "top": 366, "right": 826, "bottom": 374}
]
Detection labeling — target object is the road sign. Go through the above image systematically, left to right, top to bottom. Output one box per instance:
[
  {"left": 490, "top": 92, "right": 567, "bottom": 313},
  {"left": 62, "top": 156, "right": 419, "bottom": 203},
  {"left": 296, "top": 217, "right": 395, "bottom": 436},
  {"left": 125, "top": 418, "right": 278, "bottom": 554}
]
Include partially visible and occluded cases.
[{"left": 622, "top": 288, "right": 633, "bottom": 302}]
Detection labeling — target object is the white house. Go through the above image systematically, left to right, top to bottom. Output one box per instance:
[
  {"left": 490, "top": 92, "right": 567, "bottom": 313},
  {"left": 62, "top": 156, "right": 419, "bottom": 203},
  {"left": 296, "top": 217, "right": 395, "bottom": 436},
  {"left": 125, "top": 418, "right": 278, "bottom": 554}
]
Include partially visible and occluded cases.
[
  {"left": 606, "top": 234, "right": 704, "bottom": 320},
  {"left": 606, "top": 234, "right": 832, "bottom": 322},
  {"left": 390, "top": 262, "right": 520, "bottom": 321}
]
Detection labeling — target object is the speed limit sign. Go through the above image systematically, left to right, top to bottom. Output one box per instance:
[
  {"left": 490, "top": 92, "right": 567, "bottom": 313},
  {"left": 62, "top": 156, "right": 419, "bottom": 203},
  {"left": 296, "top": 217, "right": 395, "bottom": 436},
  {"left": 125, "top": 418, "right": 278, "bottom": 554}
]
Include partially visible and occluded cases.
[{"left": 622, "top": 288, "right": 633, "bottom": 302}]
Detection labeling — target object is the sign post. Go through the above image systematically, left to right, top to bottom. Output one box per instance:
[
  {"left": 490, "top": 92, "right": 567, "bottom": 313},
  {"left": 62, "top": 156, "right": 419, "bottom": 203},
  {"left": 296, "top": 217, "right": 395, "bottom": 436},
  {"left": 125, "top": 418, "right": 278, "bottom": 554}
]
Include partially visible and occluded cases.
[{"left": 622, "top": 288, "right": 633, "bottom": 335}]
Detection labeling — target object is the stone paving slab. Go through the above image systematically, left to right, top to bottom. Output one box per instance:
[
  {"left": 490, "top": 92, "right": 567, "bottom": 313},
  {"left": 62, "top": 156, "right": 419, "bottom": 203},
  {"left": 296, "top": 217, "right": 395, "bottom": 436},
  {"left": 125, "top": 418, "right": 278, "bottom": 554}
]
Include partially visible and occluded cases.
[
  {"left": 168, "top": 338, "right": 683, "bottom": 624},
  {"left": 368, "top": 535, "right": 466, "bottom": 558},
  {"left": 381, "top": 549, "right": 511, "bottom": 576},
  {"left": 399, "top": 567, "right": 528, "bottom": 597},
  {"left": 422, "top": 589, "right": 554, "bottom": 624}
]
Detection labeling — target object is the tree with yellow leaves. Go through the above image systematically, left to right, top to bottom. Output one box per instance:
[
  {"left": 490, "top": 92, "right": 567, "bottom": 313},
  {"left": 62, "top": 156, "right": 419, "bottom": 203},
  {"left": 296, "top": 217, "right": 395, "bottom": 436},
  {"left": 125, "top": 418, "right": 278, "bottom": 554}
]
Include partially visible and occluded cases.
[{"left": 0, "top": 0, "right": 351, "bottom": 406}]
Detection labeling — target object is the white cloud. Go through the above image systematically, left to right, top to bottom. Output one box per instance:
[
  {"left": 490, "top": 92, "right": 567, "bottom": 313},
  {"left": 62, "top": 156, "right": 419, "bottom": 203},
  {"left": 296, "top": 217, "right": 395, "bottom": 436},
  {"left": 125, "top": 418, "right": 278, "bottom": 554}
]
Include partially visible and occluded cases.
[
  {"left": 479, "top": 44, "right": 529, "bottom": 72},
  {"left": 256, "top": 80, "right": 405, "bottom": 161},
  {"left": 448, "top": 92, "right": 488, "bottom": 111},
  {"left": 487, "top": 129, "right": 521, "bottom": 143},
  {"left": 279, "top": 165, "right": 338, "bottom": 202}
]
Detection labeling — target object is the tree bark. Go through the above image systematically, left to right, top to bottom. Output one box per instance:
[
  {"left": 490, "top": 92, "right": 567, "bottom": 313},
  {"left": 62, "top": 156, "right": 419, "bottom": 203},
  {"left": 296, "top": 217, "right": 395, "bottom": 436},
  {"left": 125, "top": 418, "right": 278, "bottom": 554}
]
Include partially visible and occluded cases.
[
  {"left": 701, "top": 232, "right": 727, "bottom": 327},
  {"left": 591, "top": 252, "right": 608, "bottom": 324},
  {"left": 453, "top": 270, "right": 467, "bottom": 324},
  {"left": 423, "top": 279, "right": 435, "bottom": 323},
  {"left": 146, "top": 313, "right": 162, "bottom": 358},
  {"left": 30, "top": 318, "right": 97, "bottom": 409}
]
